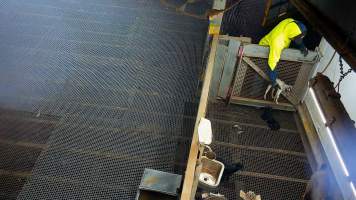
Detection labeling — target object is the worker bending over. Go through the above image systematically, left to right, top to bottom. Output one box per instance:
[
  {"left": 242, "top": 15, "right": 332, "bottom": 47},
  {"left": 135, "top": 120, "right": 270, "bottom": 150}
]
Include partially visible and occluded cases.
[{"left": 259, "top": 18, "right": 308, "bottom": 86}]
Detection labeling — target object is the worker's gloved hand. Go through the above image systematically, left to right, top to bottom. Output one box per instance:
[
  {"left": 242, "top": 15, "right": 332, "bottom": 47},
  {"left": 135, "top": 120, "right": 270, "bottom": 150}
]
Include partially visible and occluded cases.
[
  {"left": 300, "top": 46, "right": 308, "bottom": 57},
  {"left": 268, "top": 69, "right": 278, "bottom": 87}
]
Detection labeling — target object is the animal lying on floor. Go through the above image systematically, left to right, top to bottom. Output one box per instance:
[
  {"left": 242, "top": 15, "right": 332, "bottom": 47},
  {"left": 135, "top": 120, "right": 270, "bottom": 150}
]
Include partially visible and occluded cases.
[
  {"left": 263, "top": 78, "right": 292, "bottom": 104},
  {"left": 240, "top": 190, "right": 262, "bottom": 200}
]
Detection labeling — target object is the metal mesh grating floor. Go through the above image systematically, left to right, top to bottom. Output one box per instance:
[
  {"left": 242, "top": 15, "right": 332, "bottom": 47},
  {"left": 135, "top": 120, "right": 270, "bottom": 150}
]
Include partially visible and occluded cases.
[
  {"left": 0, "top": 0, "right": 207, "bottom": 199},
  {"left": 221, "top": 0, "right": 267, "bottom": 43},
  {"left": 206, "top": 102, "right": 311, "bottom": 200}
]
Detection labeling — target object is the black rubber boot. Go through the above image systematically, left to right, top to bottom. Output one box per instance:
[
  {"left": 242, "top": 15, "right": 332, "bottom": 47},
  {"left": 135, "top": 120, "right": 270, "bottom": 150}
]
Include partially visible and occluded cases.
[
  {"left": 261, "top": 107, "right": 280, "bottom": 131},
  {"left": 221, "top": 162, "right": 244, "bottom": 181}
]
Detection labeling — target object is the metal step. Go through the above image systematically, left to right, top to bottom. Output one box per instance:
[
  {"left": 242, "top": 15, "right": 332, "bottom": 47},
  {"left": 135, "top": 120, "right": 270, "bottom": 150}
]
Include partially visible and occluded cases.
[
  {"left": 208, "top": 102, "right": 298, "bottom": 130},
  {"left": 206, "top": 103, "right": 311, "bottom": 199},
  {"left": 0, "top": 110, "right": 57, "bottom": 199},
  {"left": 0, "top": 111, "right": 58, "bottom": 144},
  {"left": 210, "top": 119, "right": 305, "bottom": 152},
  {"left": 0, "top": 143, "right": 43, "bottom": 173},
  {"left": 210, "top": 143, "right": 310, "bottom": 180},
  {"left": 0, "top": 171, "right": 29, "bottom": 200},
  {"left": 208, "top": 173, "right": 308, "bottom": 200},
  {"left": 18, "top": 174, "right": 137, "bottom": 200}
]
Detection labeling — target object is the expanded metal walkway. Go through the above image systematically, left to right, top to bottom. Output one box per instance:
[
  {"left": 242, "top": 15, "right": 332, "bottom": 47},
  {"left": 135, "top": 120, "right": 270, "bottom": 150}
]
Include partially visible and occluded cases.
[
  {"left": 0, "top": 0, "right": 208, "bottom": 199},
  {"left": 0, "top": 0, "right": 312, "bottom": 199},
  {"left": 206, "top": 102, "right": 311, "bottom": 200}
]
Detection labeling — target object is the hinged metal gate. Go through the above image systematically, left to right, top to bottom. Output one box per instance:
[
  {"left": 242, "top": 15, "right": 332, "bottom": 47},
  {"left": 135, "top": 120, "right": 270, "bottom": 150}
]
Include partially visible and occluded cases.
[{"left": 210, "top": 36, "right": 319, "bottom": 111}]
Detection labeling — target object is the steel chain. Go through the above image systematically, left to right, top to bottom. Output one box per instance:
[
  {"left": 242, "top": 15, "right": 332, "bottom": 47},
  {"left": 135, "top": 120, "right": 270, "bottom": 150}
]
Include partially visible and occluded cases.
[{"left": 335, "top": 55, "right": 353, "bottom": 92}]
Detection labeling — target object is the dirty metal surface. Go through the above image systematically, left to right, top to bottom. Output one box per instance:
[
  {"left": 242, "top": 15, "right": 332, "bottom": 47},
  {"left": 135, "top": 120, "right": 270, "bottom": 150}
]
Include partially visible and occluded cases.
[
  {"left": 0, "top": 0, "right": 208, "bottom": 199},
  {"left": 139, "top": 168, "right": 182, "bottom": 196}
]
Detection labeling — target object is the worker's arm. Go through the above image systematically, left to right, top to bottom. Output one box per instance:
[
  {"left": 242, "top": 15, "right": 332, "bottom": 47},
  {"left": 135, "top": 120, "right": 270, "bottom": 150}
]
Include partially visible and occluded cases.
[
  {"left": 267, "top": 40, "right": 283, "bottom": 71},
  {"left": 267, "top": 41, "right": 283, "bottom": 85},
  {"left": 267, "top": 69, "right": 278, "bottom": 86}
]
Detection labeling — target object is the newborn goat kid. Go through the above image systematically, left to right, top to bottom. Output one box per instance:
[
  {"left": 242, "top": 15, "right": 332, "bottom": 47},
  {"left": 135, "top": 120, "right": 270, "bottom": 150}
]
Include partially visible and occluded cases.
[{"left": 263, "top": 79, "right": 292, "bottom": 104}]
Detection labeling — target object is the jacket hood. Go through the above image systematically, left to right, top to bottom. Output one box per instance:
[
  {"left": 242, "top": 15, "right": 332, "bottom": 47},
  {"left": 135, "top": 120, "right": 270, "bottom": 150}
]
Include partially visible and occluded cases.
[{"left": 285, "top": 22, "right": 302, "bottom": 39}]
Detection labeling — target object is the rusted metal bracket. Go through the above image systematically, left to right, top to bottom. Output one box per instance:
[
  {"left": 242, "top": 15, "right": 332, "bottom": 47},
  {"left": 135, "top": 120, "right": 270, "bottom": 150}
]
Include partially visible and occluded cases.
[{"left": 325, "top": 117, "right": 336, "bottom": 127}]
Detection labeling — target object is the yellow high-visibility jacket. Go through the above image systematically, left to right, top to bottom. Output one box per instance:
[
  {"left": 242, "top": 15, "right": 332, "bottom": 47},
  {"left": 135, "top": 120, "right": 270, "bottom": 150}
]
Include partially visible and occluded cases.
[{"left": 259, "top": 18, "right": 302, "bottom": 70}]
